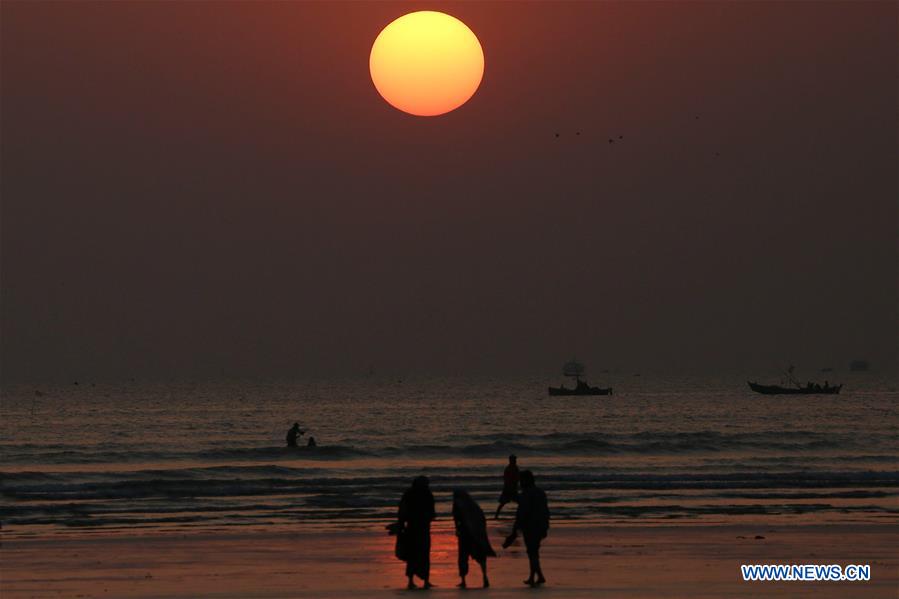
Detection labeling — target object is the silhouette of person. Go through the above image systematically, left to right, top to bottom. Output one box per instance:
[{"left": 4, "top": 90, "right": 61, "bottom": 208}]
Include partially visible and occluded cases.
[
  {"left": 286, "top": 422, "right": 304, "bottom": 447},
  {"left": 306, "top": 436, "right": 316, "bottom": 447},
  {"left": 495, "top": 455, "right": 520, "bottom": 519},
  {"left": 503, "top": 470, "right": 550, "bottom": 587},
  {"left": 396, "top": 475, "right": 435, "bottom": 589},
  {"left": 453, "top": 490, "right": 496, "bottom": 588}
]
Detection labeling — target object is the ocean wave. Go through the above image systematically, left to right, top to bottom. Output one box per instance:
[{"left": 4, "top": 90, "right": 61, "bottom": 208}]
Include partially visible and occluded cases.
[
  {"left": 3, "top": 430, "right": 893, "bottom": 465},
  {"left": 0, "top": 444, "right": 372, "bottom": 464},
  {"left": 3, "top": 464, "right": 897, "bottom": 530},
  {"left": 4, "top": 467, "right": 897, "bottom": 502},
  {"left": 4, "top": 495, "right": 897, "bottom": 529}
]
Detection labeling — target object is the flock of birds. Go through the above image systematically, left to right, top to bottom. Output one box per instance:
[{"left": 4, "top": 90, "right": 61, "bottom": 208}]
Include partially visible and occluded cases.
[
  {"left": 553, "top": 116, "right": 721, "bottom": 156},
  {"left": 554, "top": 131, "right": 624, "bottom": 144}
]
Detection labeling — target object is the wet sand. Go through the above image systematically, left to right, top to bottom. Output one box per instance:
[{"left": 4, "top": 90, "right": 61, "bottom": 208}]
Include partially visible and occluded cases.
[{"left": 3, "top": 521, "right": 897, "bottom": 598}]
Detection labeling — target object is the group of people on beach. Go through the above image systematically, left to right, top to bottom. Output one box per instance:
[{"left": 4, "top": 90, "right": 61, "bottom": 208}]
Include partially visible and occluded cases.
[
  {"left": 283, "top": 424, "right": 549, "bottom": 588},
  {"left": 389, "top": 455, "right": 550, "bottom": 589}
]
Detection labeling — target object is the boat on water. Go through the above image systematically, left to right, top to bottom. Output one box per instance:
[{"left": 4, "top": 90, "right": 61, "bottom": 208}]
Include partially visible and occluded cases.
[
  {"left": 548, "top": 360, "right": 612, "bottom": 396},
  {"left": 849, "top": 360, "right": 870, "bottom": 372},
  {"left": 747, "top": 366, "right": 841, "bottom": 395},
  {"left": 549, "top": 380, "right": 613, "bottom": 396},
  {"left": 747, "top": 381, "right": 841, "bottom": 395}
]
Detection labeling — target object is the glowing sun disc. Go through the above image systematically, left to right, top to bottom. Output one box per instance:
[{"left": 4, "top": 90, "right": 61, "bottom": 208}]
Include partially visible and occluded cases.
[{"left": 369, "top": 11, "right": 484, "bottom": 117}]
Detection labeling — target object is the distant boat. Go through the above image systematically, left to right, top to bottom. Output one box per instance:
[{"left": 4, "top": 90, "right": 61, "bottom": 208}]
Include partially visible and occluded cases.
[
  {"left": 548, "top": 360, "right": 612, "bottom": 396},
  {"left": 849, "top": 360, "right": 870, "bottom": 372},
  {"left": 748, "top": 364, "right": 841, "bottom": 395},
  {"left": 549, "top": 381, "right": 613, "bottom": 396},
  {"left": 747, "top": 381, "right": 841, "bottom": 395}
]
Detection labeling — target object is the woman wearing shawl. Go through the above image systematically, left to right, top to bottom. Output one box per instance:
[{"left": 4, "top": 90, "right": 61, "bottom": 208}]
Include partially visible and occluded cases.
[
  {"left": 395, "top": 476, "right": 435, "bottom": 589},
  {"left": 452, "top": 490, "right": 496, "bottom": 588}
]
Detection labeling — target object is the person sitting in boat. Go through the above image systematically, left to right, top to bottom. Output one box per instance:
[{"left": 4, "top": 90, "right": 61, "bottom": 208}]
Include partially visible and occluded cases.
[
  {"left": 286, "top": 422, "right": 305, "bottom": 447},
  {"left": 307, "top": 436, "right": 317, "bottom": 448}
]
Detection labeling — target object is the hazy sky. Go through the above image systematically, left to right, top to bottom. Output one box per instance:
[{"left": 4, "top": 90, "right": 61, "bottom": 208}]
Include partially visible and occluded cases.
[{"left": 2, "top": 2, "right": 896, "bottom": 383}]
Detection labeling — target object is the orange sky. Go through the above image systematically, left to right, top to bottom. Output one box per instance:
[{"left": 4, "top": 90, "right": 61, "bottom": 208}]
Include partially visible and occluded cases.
[{"left": 1, "top": 1, "right": 896, "bottom": 381}]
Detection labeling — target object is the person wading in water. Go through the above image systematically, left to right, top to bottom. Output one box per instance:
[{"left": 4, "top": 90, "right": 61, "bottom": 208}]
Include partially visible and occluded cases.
[
  {"left": 285, "top": 422, "right": 304, "bottom": 447},
  {"left": 495, "top": 454, "right": 520, "bottom": 518}
]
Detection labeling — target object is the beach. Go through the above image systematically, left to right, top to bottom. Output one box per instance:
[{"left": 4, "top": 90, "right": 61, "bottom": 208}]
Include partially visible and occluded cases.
[
  {"left": 3, "top": 0, "right": 898, "bottom": 596},
  {"left": 2, "top": 377, "right": 897, "bottom": 597},
  {"left": 3, "top": 522, "right": 898, "bottom": 598}
]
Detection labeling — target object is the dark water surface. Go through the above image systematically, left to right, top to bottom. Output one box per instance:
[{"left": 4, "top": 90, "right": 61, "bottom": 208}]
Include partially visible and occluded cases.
[{"left": 2, "top": 375, "right": 897, "bottom": 534}]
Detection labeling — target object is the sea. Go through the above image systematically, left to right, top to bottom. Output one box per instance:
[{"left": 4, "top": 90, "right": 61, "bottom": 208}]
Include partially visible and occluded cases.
[{"left": 1, "top": 374, "right": 897, "bottom": 536}]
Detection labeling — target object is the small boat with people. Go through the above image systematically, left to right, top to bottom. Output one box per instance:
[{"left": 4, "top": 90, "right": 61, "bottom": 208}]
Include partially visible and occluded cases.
[
  {"left": 548, "top": 360, "right": 612, "bottom": 396},
  {"left": 747, "top": 365, "right": 841, "bottom": 395},
  {"left": 747, "top": 381, "right": 841, "bottom": 395}
]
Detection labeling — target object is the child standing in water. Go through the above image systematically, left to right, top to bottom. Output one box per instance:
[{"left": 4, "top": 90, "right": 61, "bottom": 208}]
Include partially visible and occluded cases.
[{"left": 495, "top": 454, "right": 520, "bottom": 518}]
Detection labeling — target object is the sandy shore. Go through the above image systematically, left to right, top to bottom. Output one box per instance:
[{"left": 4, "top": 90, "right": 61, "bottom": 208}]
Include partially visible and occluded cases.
[{"left": 2, "top": 521, "right": 897, "bottom": 598}]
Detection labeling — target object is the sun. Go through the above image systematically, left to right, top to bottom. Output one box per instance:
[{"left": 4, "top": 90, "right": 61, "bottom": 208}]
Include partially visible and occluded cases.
[{"left": 369, "top": 11, "right": 484, "bottom": 117}]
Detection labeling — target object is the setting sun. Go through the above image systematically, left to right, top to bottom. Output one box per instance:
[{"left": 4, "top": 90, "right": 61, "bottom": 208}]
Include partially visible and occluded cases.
[{"left": 369, "top": 11, "right": 484, "bottom": 117}]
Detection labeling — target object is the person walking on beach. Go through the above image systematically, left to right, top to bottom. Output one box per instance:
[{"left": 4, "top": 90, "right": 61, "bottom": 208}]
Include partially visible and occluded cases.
[
  {"left": 285, "top": 422, "right": 305, "bottom": 447},
  {"left": 495, "top": 454, "right": 520, "bottom": 518},
  {"left": 503, "top": 470, "right": 549, "bottom": 587},
  {"left": 395, "top": 476, "right": 436, "bottom": 589},
  {"left": 453, "top": 490, "right": 496, "bottom": 588}
]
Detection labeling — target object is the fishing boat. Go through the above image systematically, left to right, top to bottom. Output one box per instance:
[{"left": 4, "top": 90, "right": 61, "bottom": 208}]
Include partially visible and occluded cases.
[
  {"left": 548, "top": 360, "right": 612, "bottom": 396},
  {"left": 747, "top": 365, "right": 841, "bottom": 395},
  {"left": 747, "top": 381, "right": 841, "bottom": 395}
]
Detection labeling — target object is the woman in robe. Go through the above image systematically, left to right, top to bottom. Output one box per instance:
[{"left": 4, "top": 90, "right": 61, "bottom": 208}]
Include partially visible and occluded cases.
[
  {"left": 395, "top": 475, "right": 435, "bottom": 589},
  {"left": 452, "top": 490, "right": 496, "bottom": 588}
]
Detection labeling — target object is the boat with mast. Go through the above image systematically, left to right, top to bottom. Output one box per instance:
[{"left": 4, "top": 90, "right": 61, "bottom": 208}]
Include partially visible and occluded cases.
[
  {"left": 548, "top": 360, "right": 612, "bottom": 396},
  {"left": 747, "top": 365, "right": 841, "bottom": 395}
]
